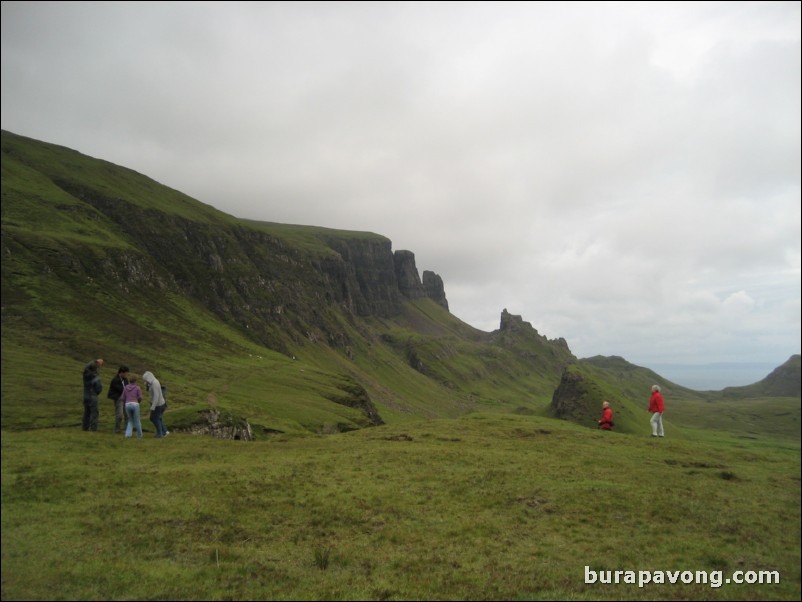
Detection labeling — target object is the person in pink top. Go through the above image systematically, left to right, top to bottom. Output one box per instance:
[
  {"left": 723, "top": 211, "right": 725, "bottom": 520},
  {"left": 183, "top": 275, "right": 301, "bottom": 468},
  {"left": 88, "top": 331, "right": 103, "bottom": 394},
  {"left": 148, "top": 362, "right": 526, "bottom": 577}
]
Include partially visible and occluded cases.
[
  {"left": 122, "top": 374, "right": 144, "bottom": 439},
  {"left": 648, "top": 384, "right": 665, "bottom": 437}
]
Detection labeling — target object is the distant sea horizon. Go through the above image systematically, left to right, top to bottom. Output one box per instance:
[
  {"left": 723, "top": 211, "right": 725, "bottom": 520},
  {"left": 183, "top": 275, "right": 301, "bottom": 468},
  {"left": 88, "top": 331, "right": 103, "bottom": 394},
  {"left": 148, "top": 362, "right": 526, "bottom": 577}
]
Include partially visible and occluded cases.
[{"left": 647, "top": 362, "right": 777, "bottom": 391}]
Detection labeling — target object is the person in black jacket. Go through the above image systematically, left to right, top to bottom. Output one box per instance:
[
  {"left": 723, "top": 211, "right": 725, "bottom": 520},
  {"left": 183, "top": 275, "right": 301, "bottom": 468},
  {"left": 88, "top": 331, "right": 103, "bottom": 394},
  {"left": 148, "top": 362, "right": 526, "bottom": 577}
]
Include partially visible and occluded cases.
[
  {"left": 82, "top": 358, "right": 104, "bottom": 431},
  {"left": 107, "top": 365, "right": 129, "bottom": 433}
]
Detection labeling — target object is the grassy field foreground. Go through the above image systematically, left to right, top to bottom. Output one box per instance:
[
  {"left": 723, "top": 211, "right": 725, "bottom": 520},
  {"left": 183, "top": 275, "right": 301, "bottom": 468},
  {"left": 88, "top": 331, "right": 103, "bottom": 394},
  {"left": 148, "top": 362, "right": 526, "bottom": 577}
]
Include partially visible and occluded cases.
[{"left": 2, "top": 413, "right": 800, "bottom": 601}]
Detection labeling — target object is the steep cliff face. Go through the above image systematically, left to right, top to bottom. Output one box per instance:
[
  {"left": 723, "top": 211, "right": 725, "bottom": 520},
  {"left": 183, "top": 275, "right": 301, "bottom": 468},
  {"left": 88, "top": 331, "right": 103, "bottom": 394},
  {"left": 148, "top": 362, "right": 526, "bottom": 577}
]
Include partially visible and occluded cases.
[
  {"left": 3, "top": 131, "right": 455, "bottom": 356},
  {"left": 5, "top": 167, "right": 452, "bottom": 357},
  {"left": 323, "top": 236, "right": 402, "bottom": 318},
  {"left": 393, "top": 250, "right": 449, "bottom": 309},
  {"left": 394, "top": 250, "right": 426, "bottom": 301},
  {"left": 422, "top": 270, "right": 449, "bottom": 310}
]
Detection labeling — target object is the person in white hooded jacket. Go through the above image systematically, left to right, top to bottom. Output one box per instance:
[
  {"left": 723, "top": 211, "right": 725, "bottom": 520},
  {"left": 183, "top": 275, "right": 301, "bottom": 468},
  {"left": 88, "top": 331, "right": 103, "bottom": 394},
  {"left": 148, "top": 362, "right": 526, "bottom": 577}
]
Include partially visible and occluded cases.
[{"left": 142, "top": 371, "right": 169, "bottom": 438}]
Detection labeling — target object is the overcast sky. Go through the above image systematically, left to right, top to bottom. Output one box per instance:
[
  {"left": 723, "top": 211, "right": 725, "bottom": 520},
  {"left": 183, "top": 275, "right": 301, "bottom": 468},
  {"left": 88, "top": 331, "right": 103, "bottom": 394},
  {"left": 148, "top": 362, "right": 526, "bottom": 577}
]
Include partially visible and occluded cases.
[{"left": 2, "top": 1, "right": 800, "bottom": 386}]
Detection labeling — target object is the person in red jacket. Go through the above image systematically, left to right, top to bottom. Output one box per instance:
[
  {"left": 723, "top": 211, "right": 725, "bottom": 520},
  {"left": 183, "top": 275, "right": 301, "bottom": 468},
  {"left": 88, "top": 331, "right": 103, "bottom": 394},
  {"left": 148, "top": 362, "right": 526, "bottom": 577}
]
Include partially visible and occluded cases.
[
  {"left": 648, "top": 384, "right": 665, "bottom": 437},
  {"left": 598, "top": 401, "right": 614, "bottom": 430}
]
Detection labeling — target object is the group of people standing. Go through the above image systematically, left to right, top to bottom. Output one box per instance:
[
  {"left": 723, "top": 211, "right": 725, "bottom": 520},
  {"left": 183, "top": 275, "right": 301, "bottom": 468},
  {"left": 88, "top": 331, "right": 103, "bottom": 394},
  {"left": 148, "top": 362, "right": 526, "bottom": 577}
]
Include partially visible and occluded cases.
[
  {"left": 84, "top": 357, "right": 667, "bottom": 438},
  {"left": 82, "top": 359, "right": 169, "bottom": 438},
  {"left": 597, "top": 384, "right": 666, "bottom": 437}
]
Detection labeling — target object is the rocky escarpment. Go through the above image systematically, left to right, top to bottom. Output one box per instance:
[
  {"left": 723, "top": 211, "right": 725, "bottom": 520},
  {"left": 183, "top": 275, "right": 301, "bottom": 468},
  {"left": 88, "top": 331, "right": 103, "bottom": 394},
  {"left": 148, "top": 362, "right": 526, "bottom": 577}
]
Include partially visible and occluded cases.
[
  {"left": 30, "top": 179, "right": 449, "bottom": 356},
  {"left": 322, "top": 236, "right": 402, "bottom": 317},
  {"left": 394, "top": 250, "right": 449, "bottom": 309},
  {"left": 394, "top": 250, "right": 426, "bottom": 300},
  {"left": 422, "top": 270, "right": 449, "bottom": 310},
  {"left": 493, "top": 309, "right": 575, "bottom": 372},
  {"left": 498, "top": 309, "right": 568, "bottom": 350}
]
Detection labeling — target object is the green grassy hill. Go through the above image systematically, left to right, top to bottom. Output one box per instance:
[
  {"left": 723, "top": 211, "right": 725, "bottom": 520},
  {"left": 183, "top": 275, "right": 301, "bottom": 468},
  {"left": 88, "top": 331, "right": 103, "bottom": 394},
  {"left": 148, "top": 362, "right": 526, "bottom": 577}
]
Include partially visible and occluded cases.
[
  {"left": 2, "top": 129, "right": 585, "bottom": 435},
  {"left": 2, "top": 130, "right": 799, "bottom": 600},
  {"left": 579, "top": 355, "right": 801, "bottom": 442},
  {"left": 720, "top": 355, "right": 802, "bottom": 399},
  {"left": 548, "top": 362, "right": 657, "bottom": 435}
]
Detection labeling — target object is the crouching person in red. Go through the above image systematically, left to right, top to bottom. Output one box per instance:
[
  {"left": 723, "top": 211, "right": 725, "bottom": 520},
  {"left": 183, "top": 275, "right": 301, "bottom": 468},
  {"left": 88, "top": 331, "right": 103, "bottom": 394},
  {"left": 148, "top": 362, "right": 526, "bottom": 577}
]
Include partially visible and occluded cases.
[{"left": 598, "top": 401, "right": 614, "bottom": 430}]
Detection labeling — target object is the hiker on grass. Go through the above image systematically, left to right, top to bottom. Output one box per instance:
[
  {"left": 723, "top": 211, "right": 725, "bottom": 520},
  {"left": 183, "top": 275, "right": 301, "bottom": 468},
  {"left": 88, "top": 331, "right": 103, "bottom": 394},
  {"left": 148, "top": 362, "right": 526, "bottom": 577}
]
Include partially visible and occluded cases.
[
  {"left": 82, "top": 358, "right": 104, "bottom": 431},
  {"left": 107, "top": 365, "right": 129, "bottom": 434},
  {"left": 143, "top": 370, "right": 169, "bottom": 438},
  {"left": 121, "top": 374, "right": 144, "bottom": 439},
  {"left": 649, "top": 384, "right": 665, "bottom": 437},
  {"left": 598, "top": 401, "right": 614, "bottom": 430}
]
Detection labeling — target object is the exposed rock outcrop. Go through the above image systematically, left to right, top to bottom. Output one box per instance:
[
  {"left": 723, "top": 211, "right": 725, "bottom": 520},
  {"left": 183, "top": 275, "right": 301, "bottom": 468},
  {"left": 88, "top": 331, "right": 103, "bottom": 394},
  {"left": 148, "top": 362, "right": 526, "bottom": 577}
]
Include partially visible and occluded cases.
[
  {"left": 19, "top": 164, "right": 457, "bottom": 363},
  {"left": 323, "top": 236, "right": 402, "bottom": 318},
  {"left": 394, "top": 250, "right": 426, "bottom": 300},
  {"left": 394, "top": 250, "right": 450, "bottom": 310},
  {"left": 422, "top": 270, "right": 449, "bottom": 310},
  {"left": 500, "top": 309, "right": 534, "bottom": 333},
  {"left": 550, "top": 368, "right": 590, "bottom": 421},
  {"left": 324, "top": 378, "right": 385, "bottom": 426},
  {"left": 180, "top": 409, "right": 254, "bottom": 440}
]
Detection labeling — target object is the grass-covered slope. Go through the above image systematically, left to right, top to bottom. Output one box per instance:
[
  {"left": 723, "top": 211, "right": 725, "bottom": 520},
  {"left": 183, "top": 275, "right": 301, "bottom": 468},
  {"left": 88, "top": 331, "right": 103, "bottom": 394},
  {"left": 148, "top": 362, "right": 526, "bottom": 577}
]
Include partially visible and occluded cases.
[
  {"left": 1, "top": 129, "right": 575, "bottom": 434},
  {"left": 578, "top": 355, "right": 801, "bottom": 441},
  {"left": 720, "top": 355, "right": 802, "bottom": 398},
  {"left": 549, "top": 363, "right": 656, "bottom": 435},
  {"left": 2, "top": 413, "right": 799, "bottom": 601}
]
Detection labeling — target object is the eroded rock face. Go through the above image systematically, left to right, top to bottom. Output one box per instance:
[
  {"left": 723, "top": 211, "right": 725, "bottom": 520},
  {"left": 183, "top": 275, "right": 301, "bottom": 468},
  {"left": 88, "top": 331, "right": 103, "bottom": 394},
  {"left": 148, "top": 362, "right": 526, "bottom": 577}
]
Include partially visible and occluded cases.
[
  {"left": 34, "top": 178, "right": 456, "bottom": 361},
  {"left": 324, "top": 237, "right": 402, "bottom": 317},
  {"left": 394, "top": 250, "right": 426, "bottom": 300},
  {"left": 394, "top": 251, "right": 450, "bottom": 310},
  {"left": 422, "top": 270, "right": 449, "bottom": 310},
  {"left": 499, "top": 309, "right": 538, "bottom": 334},
  {"left": 549, "top": 369, "right": 587, "bottom": 421}
]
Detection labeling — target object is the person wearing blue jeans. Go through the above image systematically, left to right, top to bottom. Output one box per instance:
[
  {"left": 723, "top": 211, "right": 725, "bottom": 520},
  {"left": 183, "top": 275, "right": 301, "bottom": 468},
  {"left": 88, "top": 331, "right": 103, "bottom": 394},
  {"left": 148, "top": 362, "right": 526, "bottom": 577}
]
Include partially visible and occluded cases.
[
  {"left": 142, "top": 371, "right": 169, "bottom": 438},
  {"left": 121, "top": 374, "right": 144, "bottom": 438}
]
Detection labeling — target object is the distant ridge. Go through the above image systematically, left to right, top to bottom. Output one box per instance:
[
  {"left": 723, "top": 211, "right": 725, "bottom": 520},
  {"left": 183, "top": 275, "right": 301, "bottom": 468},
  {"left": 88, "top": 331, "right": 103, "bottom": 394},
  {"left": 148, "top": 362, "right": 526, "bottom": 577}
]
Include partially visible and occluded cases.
[
  {"left": 720, "top": 354, "right": 801, "bottom": 398},
  {"left": 645, "top": 362, "right": 778, "bottom": 390}
]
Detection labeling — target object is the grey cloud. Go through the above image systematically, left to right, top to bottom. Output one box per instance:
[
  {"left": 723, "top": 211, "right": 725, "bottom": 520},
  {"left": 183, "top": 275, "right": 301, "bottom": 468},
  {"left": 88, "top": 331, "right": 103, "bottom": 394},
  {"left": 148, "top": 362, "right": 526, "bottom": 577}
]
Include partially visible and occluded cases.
[{"left": 2, "top": 1, "right": 799, "bottom": 385}]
